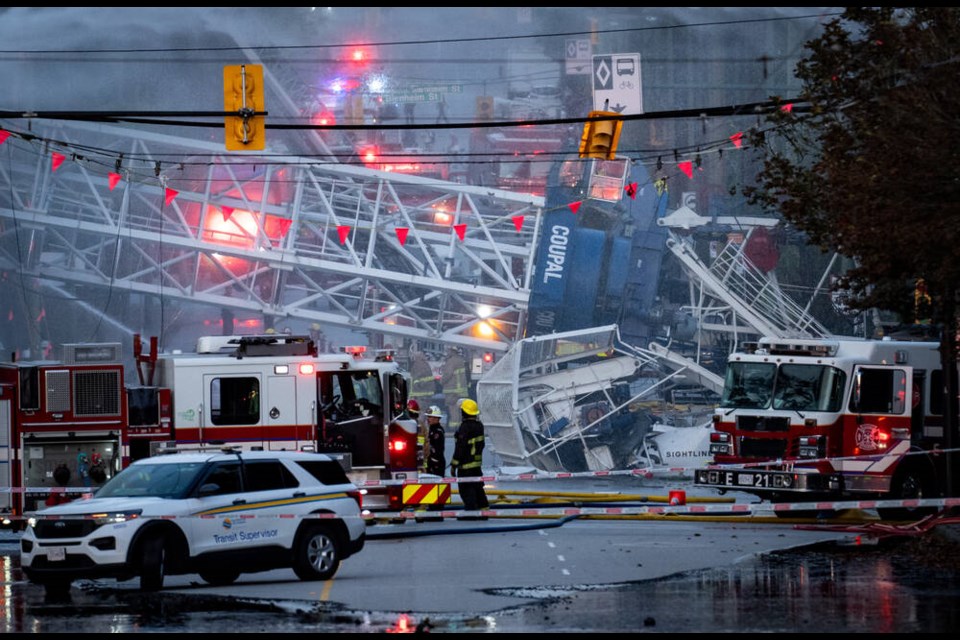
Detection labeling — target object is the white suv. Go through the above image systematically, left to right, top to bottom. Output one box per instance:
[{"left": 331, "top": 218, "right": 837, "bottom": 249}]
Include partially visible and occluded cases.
[{"left": 21, "top": 449, "right": 366, "bottom": 594}]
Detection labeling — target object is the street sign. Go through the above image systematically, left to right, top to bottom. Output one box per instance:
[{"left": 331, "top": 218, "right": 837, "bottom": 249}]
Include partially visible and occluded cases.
[
  {"left": 566, "top": 38, "right": 592, "bottom": 75},
  {"left": 592, "top": 53, "right": 642, "bottom": 115},
  {"left": 385, "top": 83, "right": 462, "bottom": 103},
  {"left": 386, "top": 92, "right": 440, "bottom": 103}
]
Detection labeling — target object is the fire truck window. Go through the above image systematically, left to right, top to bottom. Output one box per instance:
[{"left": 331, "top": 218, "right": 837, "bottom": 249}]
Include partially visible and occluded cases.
[
  {"left": 721, "top": 362, "right": 774, "bottom": 409},
  {"left": 773, "top": 364, "right": 845, "bottom": 412},
  {"left": 18, "top": 366, "right": 40, "bottom": 411},
  {"left": 850, "top": 368, "right": 906, "bottom": 414},
  {"left": 350, "top": 371, "right": 382, "bottom": 416},
  {"left": 389, "top": 373, "right": 408, "bottom": 418},
  {"left": 210, "top": 377, "right": 260, "bottom": 425},
  {"left": 296, "top": 459, "right": 351, "bottom": 486},
  {"left": 244, "top": 461, "right": 299, "bottom": 491},
  {"left": 199, "top": 462, "right": 242, "bottom": 496}
]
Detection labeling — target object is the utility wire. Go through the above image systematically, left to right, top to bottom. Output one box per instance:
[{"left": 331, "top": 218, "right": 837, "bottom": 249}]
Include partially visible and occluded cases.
[{"left": 0, "top": 96, "right": 806, "bottom": 129}]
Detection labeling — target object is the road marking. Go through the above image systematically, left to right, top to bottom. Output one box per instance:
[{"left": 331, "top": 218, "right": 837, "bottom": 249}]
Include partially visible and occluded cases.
[{"left": 321, "top": 579, "right": 334, "bottom": 601}]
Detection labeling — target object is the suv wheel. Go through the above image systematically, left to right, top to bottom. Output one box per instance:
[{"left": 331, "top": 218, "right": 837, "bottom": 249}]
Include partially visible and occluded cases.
[
  {"left": 293, "top": 524, "right": 341, "bottom": 581},
  {"left": 140, "top": 534, "right": 168, "bottom": 591},
  {"left": 199, "top": 569, "right": 241, "bottom": 586}
]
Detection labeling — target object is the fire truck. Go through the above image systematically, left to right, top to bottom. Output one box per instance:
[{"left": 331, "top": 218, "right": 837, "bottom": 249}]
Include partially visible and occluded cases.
[
  {"left": 128, "top": 333, "right": 449, "bottom": 512},
  {"left": 693, "top": 336, "right": 951, "bottom": 519},
  {"left": 1, "top": 342, "right": 132, "bottom": 527}
]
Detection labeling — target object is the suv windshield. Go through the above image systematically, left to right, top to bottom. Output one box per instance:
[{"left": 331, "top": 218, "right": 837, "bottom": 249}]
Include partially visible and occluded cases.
[{"left": 96, "top": 462, "right": 206, "bottom": 499}]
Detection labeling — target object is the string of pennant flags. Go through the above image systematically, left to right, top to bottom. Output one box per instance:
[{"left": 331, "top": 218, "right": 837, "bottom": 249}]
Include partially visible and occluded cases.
[{"left": 0, "top": 122, "right": 763, "bottom": 246}]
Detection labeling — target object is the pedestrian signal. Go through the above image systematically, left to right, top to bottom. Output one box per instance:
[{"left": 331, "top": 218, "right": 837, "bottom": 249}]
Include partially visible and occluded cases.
[
  {"left": 224, "top": 64, "right": 265, "bottom": 151},
  {"left": 476, "top": 96, "right": 494, "bottom": 121},
  {"left": 579, "top": 110, "right": 622, "bottom": 160}
]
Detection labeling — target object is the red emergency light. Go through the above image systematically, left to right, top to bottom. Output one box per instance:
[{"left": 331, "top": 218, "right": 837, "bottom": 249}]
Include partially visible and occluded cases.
[
  {"left": 342, "top": 346, "right": 367, "bottom": 359},
  {"left": 298, "top": 363, "right": 315, "bottom": 375}
]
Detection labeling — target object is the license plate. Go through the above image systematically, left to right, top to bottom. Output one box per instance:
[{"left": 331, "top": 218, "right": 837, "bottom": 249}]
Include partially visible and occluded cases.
[
  {"left": 697, "top": 469, "right": 794, "bottom": 489},
  {"left": 47, "top": 547, "right": 66, "bottom": 562}
]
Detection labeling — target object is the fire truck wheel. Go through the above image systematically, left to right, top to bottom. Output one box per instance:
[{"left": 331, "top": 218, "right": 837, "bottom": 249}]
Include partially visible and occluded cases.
[
  {"left": 878, "top": 466, "right": 936, "bottom": 521},
  {"left": 293, "top": 524, "right": 342, "bottom": 581},
  {"left": 140, "top": 534, "right": 169, "bottom": 591},
  {"left": 199, "top": 569, "right": 240, "bottom": 586}
]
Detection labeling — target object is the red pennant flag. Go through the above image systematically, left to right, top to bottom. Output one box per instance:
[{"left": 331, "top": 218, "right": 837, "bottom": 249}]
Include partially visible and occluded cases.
[
  {"left": 780, "top": 103, "right": 793, "bottom": 113},
  {"left": 0, "top": 130, "right": 10, "bottom": 145},
  {"left": 730, "top": 132, "right": 744, "bottom": 148},
  {"left": 51, "top": 152, "right": 65, "bottom": 172},
  {"left": 678, "top": 161, "right": 693, "bottom": 179},
  {"left": 108, "top": 172, "right": 121, "bottom": 190},
  {"left": 624, "top": 182, "right": 638, "bottom": 200},
  {"left": 164, "top": 188, "right": 179, "bottom": 206},
  {"left": 568, "top": 201, "right": 581, "bottom": 214},
  {"left": 221, "top": 206, "right": 234, "bottom": 221},
  {"left": 512, "top": 215, "right": 524, "bottom": 232},
  {"left": 275, "top": 218, "right": 293, "bottom": 238},
  {"left": 454, "top": 223, "right": 467, "bottom": 241},
  {"left": 337, "top": 225, "right": 351, "bottom": 244},
  {"left": 395, "top": 227, "right": 409, "bottom": 246}
]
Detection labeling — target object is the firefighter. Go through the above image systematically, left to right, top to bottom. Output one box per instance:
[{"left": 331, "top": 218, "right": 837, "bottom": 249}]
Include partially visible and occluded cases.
[
  {"left": 441, "top": 348, "right": 468, "bottom": 430},
  {"left": 409, "top": 350, "right": 435, "bottom": 413},
  {"left": 449, "top": 398, "right": 489, "bottom": 513},
  {"left": 424, "top": 405, "right": 446, "bottom": 476}
]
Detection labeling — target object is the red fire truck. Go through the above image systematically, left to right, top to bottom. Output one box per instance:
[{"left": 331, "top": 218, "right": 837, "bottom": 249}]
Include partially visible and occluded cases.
[
  {"left": 128, "top": 333, "right": 449, "bottom": 512},
  {"left": 694, "top": 336, "right": 951, "bottom": 519},
  {"left": 1, "top": 342, "right": 135, "bottom": 527}
]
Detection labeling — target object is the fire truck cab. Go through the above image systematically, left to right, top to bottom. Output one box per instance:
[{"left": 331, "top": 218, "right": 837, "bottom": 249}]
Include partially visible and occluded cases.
[
  {"left": 130, "top": 334, "right": 447, "bottom": 512},
  {"left": 694, "top": 336, "right": 948, "bottom": 518}
]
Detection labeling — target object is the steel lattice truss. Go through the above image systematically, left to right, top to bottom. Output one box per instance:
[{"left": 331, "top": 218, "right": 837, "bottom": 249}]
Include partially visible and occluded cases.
[{"left": 0, "top": 119, "right": 544, "bottom": 352}]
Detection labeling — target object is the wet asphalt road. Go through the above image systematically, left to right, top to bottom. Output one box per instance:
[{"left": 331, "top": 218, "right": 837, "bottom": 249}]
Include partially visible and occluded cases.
[
  {"left": 4, "top": 505, "right": 960, "bottom": 633},
  {"left": 4, "top": 531, "right": 960, "bottom": 633}
]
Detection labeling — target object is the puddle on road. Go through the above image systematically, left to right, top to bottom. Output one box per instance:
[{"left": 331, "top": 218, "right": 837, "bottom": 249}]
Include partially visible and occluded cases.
[{"left": 3, "top": 535, "right": 960, "bottom": 632}]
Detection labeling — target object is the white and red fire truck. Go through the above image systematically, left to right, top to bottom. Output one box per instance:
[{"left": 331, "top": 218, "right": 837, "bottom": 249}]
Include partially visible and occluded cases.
[
  {"left": 129, "top": 333, "right": 449, "bottom": 512},
  {"left": 1, "top": 334, "right": 448, "bottom": 527},
  {"left": 694, "top": 336, "right": 951, "bottom": 519},
  {"left": 1, "top": 342, "right": 134, "bottom": 526}
]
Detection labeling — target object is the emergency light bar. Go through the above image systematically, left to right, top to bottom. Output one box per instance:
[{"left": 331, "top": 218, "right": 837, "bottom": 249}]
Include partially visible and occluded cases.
[{"left": 342, "top": 346, "right": 367, "bottom": 358}]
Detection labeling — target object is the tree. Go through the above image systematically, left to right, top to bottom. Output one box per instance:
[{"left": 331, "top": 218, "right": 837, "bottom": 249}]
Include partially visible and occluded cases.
[{"left": 744, "top": 7, "right": 960, "bottom": 494}]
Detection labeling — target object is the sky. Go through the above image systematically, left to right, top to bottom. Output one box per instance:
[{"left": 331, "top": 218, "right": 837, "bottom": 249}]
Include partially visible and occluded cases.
[{"left": 0, "top": 7, "right": 839, "bottom": 115}]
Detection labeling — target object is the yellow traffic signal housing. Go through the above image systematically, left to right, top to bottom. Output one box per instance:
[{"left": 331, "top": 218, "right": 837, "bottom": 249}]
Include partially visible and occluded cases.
[
  {"left": 224, "top": 64, "right": 265, "bottom": 151},
  {"left": 476, "top": 96, "right": 494, "bottom": 121},
  {"left": 579, "top": 110, "right": 623, "bottom": 160}
]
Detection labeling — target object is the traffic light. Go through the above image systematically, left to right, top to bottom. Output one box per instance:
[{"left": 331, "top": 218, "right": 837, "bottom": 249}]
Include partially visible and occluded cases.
[
  {"left": 224, "top": 64, "right": 265, "bottom": 151},
  {"left": 476, "top": 96, "right": 494, "bottom": 121},
  {"left": 579, "top": 110, "right": 622, "bottom": 160}
]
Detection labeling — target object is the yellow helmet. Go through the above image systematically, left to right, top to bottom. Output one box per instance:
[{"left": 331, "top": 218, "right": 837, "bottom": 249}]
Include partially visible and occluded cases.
[{"left": 460, "top": 398, "right": 479, "bottom": 416}]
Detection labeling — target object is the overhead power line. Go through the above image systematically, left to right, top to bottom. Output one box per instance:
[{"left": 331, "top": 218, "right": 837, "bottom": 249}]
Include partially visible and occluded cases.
[{"left": 0, "top": 97, "right": 807, "bottom": 130}]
